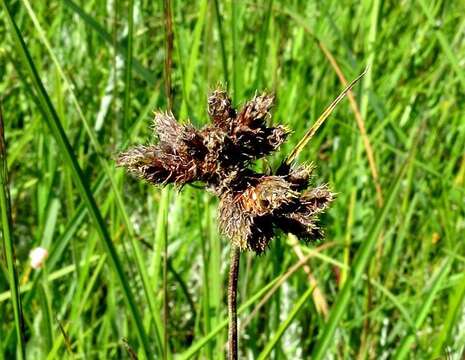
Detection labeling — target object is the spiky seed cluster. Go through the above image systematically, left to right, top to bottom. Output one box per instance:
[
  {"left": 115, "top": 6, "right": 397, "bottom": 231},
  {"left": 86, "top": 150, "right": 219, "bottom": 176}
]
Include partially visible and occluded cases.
[{"left": 117, "top": 89, "right": 333, "bottom": 253}]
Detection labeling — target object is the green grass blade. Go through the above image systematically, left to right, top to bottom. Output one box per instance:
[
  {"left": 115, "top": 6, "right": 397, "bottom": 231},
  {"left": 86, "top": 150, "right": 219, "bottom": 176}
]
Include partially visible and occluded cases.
[
  {"left": 21, "top": 0, "right": 167, "bottom": 355},
  {"left": 62, "top": 0, "right": 156, "bottom": 85},
  {"left": 123, "top": 0, "right": 134, "bottom": 130},
  {"left": 179, "top": 0, "right": 208, "bottom": 118},
  {"left": 213, "top": 0, "right": 229, "bottom": 85},
  {"left": 231, "top": 0, "right": 240, "bottom": 101},
  {"left": 253, "top": 0, "right": 273, "bottom": 89},
  {"left": 416, "top": 0, "right": 465, "bottom": 88},
  {"left": 1, "top": 2, "right": 151, "bottom": 356},
  {"left": 0, "top": 103, "right": 26, "bottom": 359},
  {"left": 311, "top": 153, "right": 413, "bottom": 359},
  {"left": 197, "top": 194, "right": 213, "bottom": 358},
  {"left": 393, "top": 257, "right": 452, "bottom": 359},
  {"left": 431, "top": 266, "right": 465, "bottom": 357},
  {"left": 179, "top": 275, "right": 281, "bottom": 360},
  {"left": 38, "top": 283, "right": 54, "bottom": 354},
  {"left": 257, "top": 285, "right": 314, "bottom": 360}
]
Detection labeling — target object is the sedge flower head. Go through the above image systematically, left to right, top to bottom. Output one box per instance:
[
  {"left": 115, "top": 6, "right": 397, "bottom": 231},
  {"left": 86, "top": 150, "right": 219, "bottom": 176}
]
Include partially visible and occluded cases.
[{"left": 118, "top": 90, "right": 333, "bottom": 253}]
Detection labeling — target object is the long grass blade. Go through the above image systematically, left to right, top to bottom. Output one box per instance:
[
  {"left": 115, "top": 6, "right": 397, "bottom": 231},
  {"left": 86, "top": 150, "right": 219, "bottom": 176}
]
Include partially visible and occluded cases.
[
  {"left": 62, "top": 0, "right": 156, "bottom": 85},
  {"left": 123, "top": 0, "right": 134, "bottom": 130},
  {"left": 162, "top": 0, "right": 174, "bottom": 357},
  {"left": 179, "top": 0, "right": 208, "bottom": 118},
  {"left": 213, "top": 0, "right": 229, "bottom": 85},
  {"left": 416, "top": 0, "right": 465, "bottom": 88},
  {"left": 21, "top": 1, "right": 166, "bottom": 355},
  {"left": 1, "top": 2, "right": 151, "bottom": 356},
  {"left": 285, "top": 68, "right": 368, "bottom": 166},
  {"left": 0, "top": 103, "right": 26, "bottom": 359},
  {"left": 311, "top": 144, "right": 414, "bottom": 360},
  {"left": 393, "top": 257, "right": 452, "bottom": 359},
  {"left": 431, "top": 265, "right": 465, "bottom": 357},
  {"left": 179, "top": 276, "right": 281, "bottom": 360},
  {"left": 38, "top": 283, "right": 54, "bottom": 354},
  {"left": 257, "top": 285, "right": 315, "bottom": 360}
]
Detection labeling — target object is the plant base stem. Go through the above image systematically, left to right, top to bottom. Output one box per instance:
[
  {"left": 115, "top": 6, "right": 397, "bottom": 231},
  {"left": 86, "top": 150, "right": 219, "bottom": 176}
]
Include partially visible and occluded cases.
[{"left": 228, "top": 245, "right": 240, "bottom": 360}]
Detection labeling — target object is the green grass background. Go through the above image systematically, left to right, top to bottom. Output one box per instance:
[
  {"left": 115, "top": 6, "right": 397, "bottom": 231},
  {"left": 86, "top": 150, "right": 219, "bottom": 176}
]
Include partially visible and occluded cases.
[{"left": 1, "top": 0, "right": 465, "bottom": 358}]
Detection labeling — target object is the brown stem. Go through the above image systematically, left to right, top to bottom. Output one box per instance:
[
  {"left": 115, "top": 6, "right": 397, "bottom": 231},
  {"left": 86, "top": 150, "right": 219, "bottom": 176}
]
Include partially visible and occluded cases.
[{"left": 228, "top": 245, "right": 240, "bottom": 360}]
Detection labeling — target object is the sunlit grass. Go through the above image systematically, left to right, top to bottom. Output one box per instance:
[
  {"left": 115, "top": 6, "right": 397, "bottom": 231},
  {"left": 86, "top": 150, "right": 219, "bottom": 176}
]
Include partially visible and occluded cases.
[{"left": 1, "top": 0, "right": 465, "bottom": 358}]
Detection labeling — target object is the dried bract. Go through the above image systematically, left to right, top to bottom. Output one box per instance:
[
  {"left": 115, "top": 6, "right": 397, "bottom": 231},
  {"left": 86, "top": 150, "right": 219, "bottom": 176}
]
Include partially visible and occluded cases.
[{"left": 118, "top": 89, "right": 333, "bottom": 253}]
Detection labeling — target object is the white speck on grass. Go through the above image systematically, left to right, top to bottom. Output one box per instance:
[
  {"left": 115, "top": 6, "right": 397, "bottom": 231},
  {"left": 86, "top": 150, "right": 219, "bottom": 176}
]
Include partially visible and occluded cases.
[{"left": 29, "top": 247, "right": 48, "bottom": 269}]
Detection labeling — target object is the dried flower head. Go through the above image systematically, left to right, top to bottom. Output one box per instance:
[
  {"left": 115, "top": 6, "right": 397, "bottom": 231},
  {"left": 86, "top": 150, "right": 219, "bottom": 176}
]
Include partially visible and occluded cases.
[{"left": 118, "top": 89, "right": 333, "bottom": 253}]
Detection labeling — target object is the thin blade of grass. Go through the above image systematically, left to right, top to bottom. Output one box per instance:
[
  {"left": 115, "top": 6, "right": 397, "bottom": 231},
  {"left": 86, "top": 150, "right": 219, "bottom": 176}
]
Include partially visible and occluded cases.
[
  {"left": 62, "top": 0, "right": 156, "bottom": 85},
  {"left": 123, "top": 0, "right": 134, "bottom": 130},
  {"left": 163, "top": 0, "right": 174, "bottom": 110},
  {"left": 179, "top": 0, "right": 208, "bottom": 118},
  {"left": 213, "top": 0, "right": 229, "bottom": 85},
  {"left": 231, "top": 0, "right": 240, "bottom": 101},
  {"left": 253, "top": 0, "right": 273, "bottom": 89},
  {"left": 416, "top": 0, "right": 465, "bottom": 88},
  {"left": 22, "top": 1, "right": 168, "bottom": 355},
  {"left": 162, "top": 1, "right": 174, "bottom": 357},
  {"left": 1, "top": 2, "right": 151, "bottom": 356},
  {"left": 278, "top": 5, "right": 383, "bottom": 205},
  {"left": 284, "top": 68, "right": 368, "bottom": 166},
  {"left": 0, "top": 103, "right": 26, "bottom": 359},
  {"left": 196, "top": 193, "right": 213, "bottom": 358},
  {"left": 393, "top": 257, "right": 452, "bottom": 359},
  {"left": 431, "top": 266, "right": 465, "bottom": 357},
  {"left": 179, "top": 276, "right": 281, "bottom": 360},
  {"left": 38, "top": 283, "right": 54, "bottom": 354},
  {"left": 257, "top": 285, "right": 315, "bottom": 360}
]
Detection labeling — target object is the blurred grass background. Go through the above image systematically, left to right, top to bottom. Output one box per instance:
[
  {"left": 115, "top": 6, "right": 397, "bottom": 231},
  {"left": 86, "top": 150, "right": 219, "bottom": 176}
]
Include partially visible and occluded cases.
[{"left": 1, "top": 0, "right": 465, "bottom": 358}]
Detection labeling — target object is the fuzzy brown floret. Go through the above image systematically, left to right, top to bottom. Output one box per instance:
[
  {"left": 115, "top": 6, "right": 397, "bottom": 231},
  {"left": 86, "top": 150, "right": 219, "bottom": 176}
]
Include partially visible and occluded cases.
[{"left": 118, "top": 89, "right": 333, "bottom": 253}]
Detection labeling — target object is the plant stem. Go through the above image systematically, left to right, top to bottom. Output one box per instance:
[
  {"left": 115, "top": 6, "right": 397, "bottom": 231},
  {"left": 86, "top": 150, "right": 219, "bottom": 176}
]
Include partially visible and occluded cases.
[{"left": 228, "top": 245, "right": 240, "bottom": 360}]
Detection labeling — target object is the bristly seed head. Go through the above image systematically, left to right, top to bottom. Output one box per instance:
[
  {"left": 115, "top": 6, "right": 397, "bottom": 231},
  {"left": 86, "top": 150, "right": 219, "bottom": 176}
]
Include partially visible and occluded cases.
[{"left": 117, "top": 88, "right": 333, "bottom": 254}]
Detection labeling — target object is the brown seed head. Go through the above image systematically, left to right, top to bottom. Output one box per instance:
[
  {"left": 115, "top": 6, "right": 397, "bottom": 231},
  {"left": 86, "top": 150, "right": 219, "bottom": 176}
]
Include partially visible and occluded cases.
[{"left": 118, "top": 88, "right": 333, "bottom": 253}]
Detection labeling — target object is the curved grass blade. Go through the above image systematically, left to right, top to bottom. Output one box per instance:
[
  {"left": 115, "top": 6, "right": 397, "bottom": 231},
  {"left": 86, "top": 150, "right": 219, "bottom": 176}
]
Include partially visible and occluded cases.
[
  {"left": 21, "top": 0, "right": 165, "bottom": 354},
  {"left": 1, "top": 2, "right": 151, "bottom": 356},
  {"left": 0, "top": 103, "right": 26, "bottom": 359}
]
